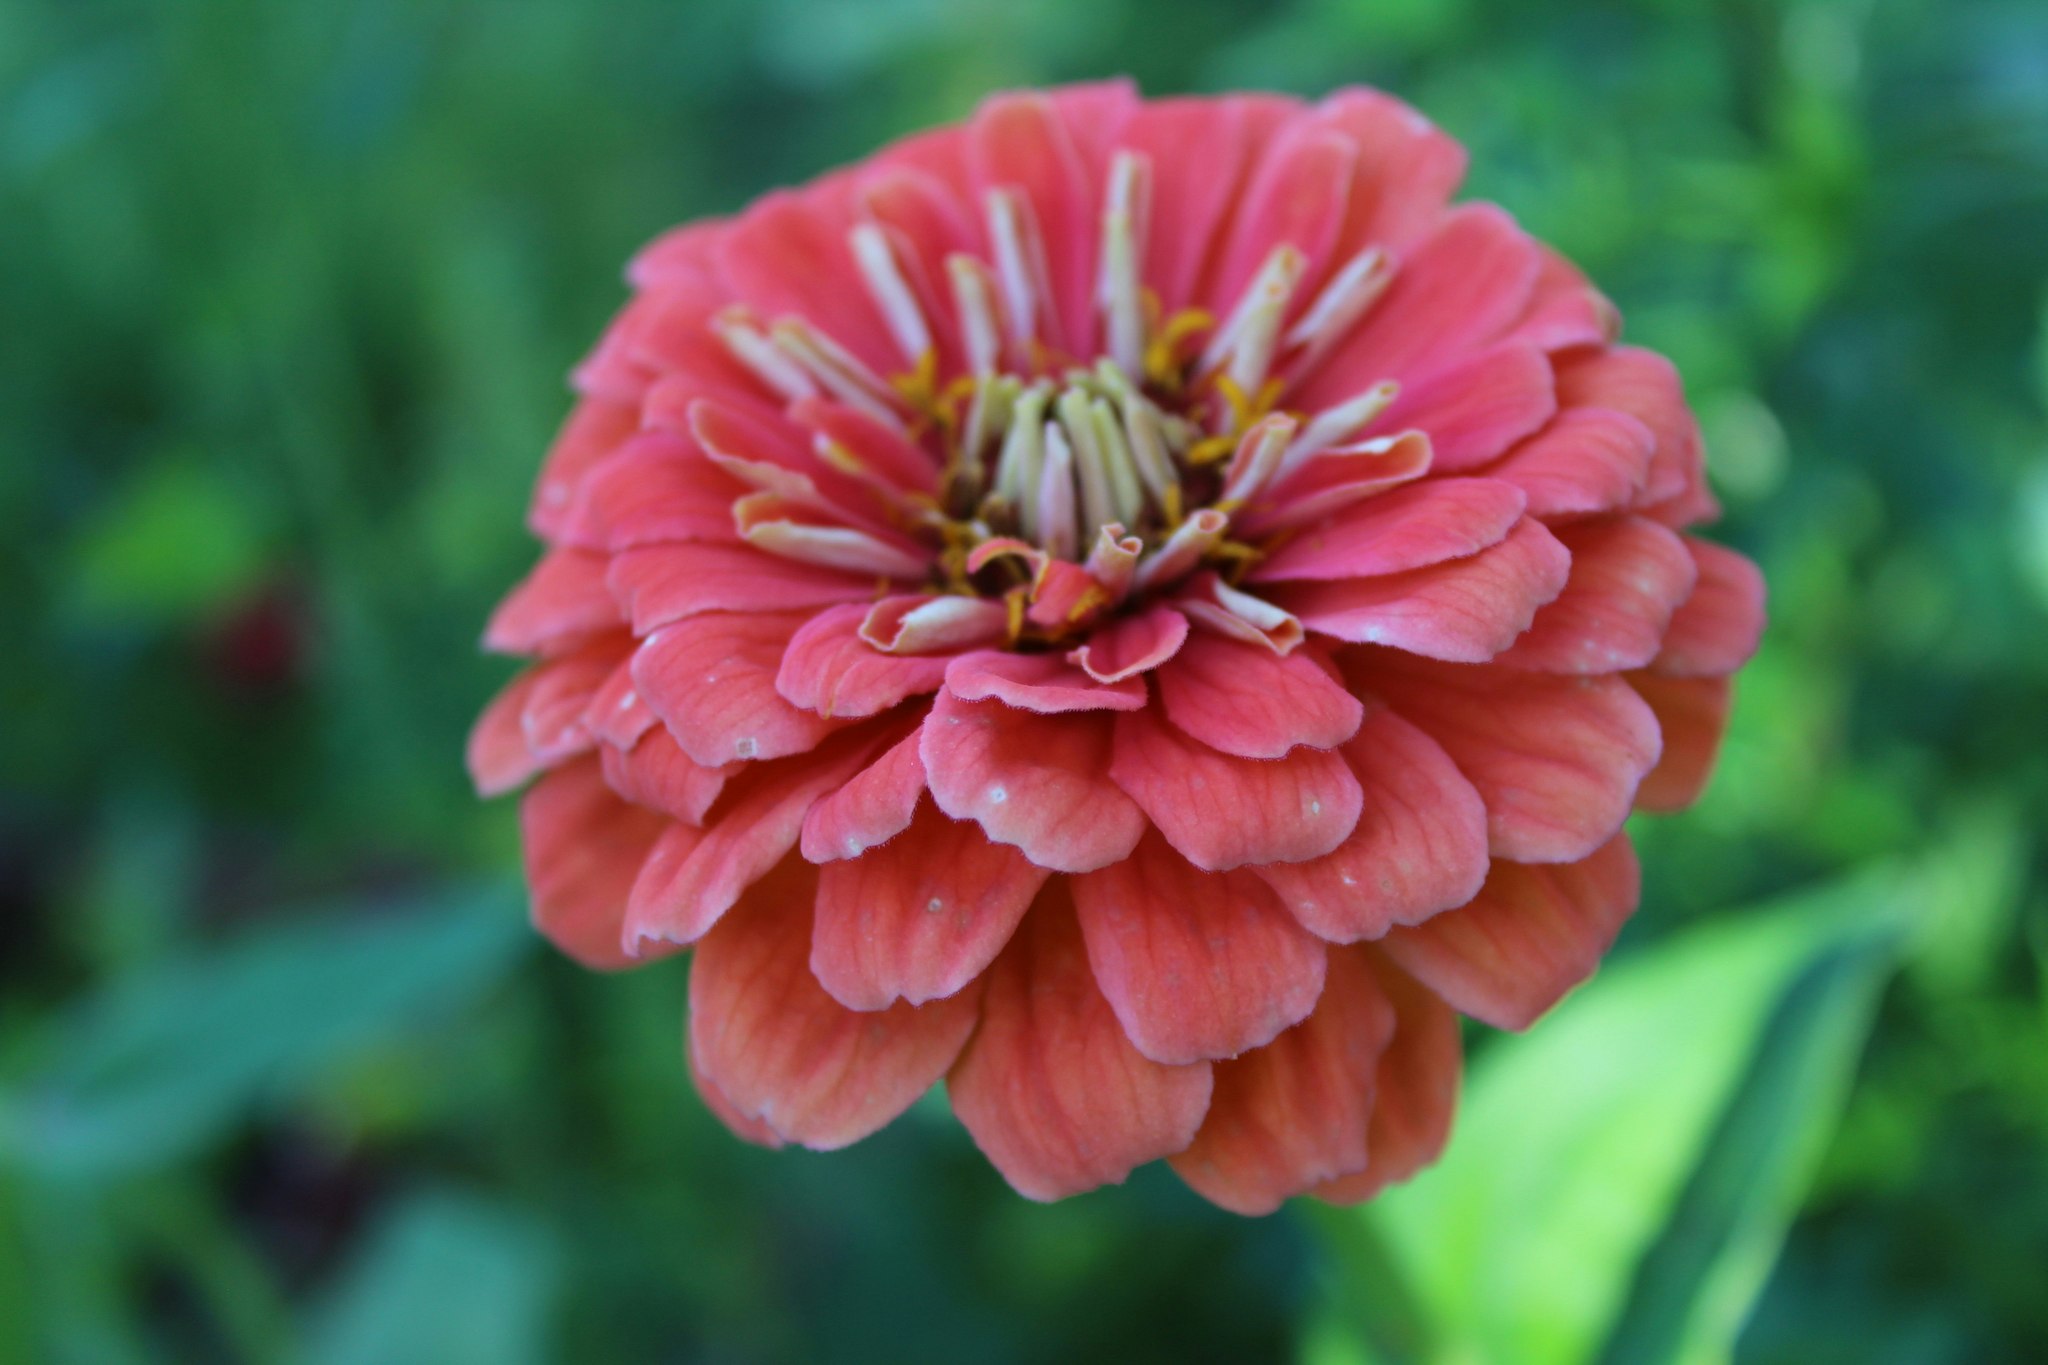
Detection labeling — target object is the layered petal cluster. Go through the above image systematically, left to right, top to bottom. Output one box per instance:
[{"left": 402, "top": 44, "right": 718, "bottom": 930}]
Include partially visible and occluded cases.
[{"left": 470, "top": 82, "right": 1765, "bottom": 1213}]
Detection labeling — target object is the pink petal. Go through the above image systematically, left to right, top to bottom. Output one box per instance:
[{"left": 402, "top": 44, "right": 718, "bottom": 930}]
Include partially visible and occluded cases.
[
  {"left": 1045, "top": 78, "right": 1142, "bottom": 173},
  {"left": 1310, "top": 88, "right": 1468, "bottom": 254},
  {"left": 969, "top": 91, "right": 1097, "bottom": 355},
  {"left": 1115, "top": 97, "right": 1257, "bottom": 311},
  {"left": 1212, "top": 124, "right": 1357, "bottom": 315},
  {"left": 854, "top": 168, "right": 977, "bottom": 367},
  {"left": 717, "top": 188, "right": 897, "bottom": 373},
  {"left": 1297, "top": 204, "right": 1540, "bottom": 408},
  {"left": 626, "top": 218, "right": 728, "bottom": 290},
  {"left": 1502, "top": 247, "right": 1620, "bottom": 353},
  {"left": 569, "top": 294, "right": 659, "bottom": 403},
  {"left": 612, "top": 294, "right": 782, "bottom": 416},
  {"left": 1371, "top": 342, "right": 1556, "bottom": 473},
  {"left": 1554, "top": 347, "right": 1703, "bottom": 511},
  {"left": 687, "top": 397, "right": 897, "bottom": 536},
  {"left": 795, "top": 397, "right": 942, "bottom": 492},
  {"left": 529, "top": 398, "right": 637, "bottom": 541},
  {"left": 1481, "top": 405, "right": 1653, "bottom": 520},
  {"left": 1238, "top": 429, "right": 1435, "bottom": 539},
  {"left": 565, "top": 434, "right": 746, "bottom": 551},
  {"left": 1250, "top": 478, "right": 1528, "bottom": 584},
  {"left": 1497, "top": 516, "right": 1698, "bottom": 673},
  {"left": 1276, "top": 518, "right": 1571, "bottom": 661},
  {"left": 1652, "top": 538, "right": 1766, "bottom": 676},
  {"left": 606, "top": 543, "right": 878, "bottom": 634},
  {"left": 485, "top": 549, "right": 619, "bottom": 655},
  {"left": 1024, "top": 559, "right": 1113, "bottom": 632},
  {"left": 776, "top": 603, "right": 951, "bottom": 720},
  {"left": 1068, "top": 606, "right": 1190, "bottom": 684},
  {"left": 632, "top": 612, "right": 842, "bottom": 766},
  {"left": 1156, "top": 634, "right": 1363, "bottom": 759},
  {"left": 520, "top": 635, "right": 632, "bottom": 764},
  {"left": 943, "top": 650, "right": 1148, "bottom": 714},
  {"left": 1360, "top": 653, "right": 1662, "bottom": 863},
  {"left": 585, "top": 657, "right": 658, "bottom": 749},
  {"left": 468, "top": 669, "right": 545, "bottom": 797},
  {"left": 1629, "top": 671, "right": 1732, "bottom": 813},
  {"left": 921, "top": 690, "right": 1146, "bottom": 873},
  {"left": 1109, "top": 705, "right": 1363, "bottom": 871},
  {"left": 1252, "top": 707, "right": 1489, "bottom": 942},
  {"left": 599, "top": 726, "right": 735, "bottom": 826},
  {"left": 626, "top": 726, "right": 887, "bottom": 948},
  {"left": 800, "top": 726, "right": 927, "bottom": 861},
  {"left": 520, "top": 758, "right": 673, "bottom": 971},
  {"left": 811, "top": 799, "right": 1050, "bottom": 1010},
  {"left": 1072, "top": 832, "right": 1329, "bottom": 1065},
  {"left": 1379, "top": 832, "right": 1641, "bottom": 1030},
  {"left": 688, "top": 861, "right": 982, "bottom": 1149},
  {"left": 947, "top": 891, "right": 1214, "bottom": 1200},
  {"left": 1169, "top": 943, "right": 1395, "bottom": 1214},
  {"left": 1311, "top": 951, "right": 1462, "bottom": 1204},
  {"left": 687, "top": 1048, "right": 784, "bottom": 1151}
]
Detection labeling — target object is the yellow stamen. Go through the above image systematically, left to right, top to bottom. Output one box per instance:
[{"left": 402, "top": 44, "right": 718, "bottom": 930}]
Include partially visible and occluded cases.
[
  {"left": 1144, "top": 305, "right": 1214, "bottom": 392},
  {"left": 1066, "top": 584, "right": 1113, "bottom": 624},
  {"left": 1004, "top": 588, "right": 1027, "bottom": 643}
]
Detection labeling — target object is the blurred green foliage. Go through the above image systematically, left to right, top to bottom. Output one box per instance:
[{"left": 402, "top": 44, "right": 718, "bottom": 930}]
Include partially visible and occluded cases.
[{"left": 2, "top": 0, "right": 2045, "bottom": 1360}]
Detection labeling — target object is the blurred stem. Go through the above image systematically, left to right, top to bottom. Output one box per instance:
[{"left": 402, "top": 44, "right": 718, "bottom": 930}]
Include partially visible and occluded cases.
[
  {"left": 130, "top": 1175, "right": 298, "bottom": 1365},
  {"left": 0, "top": 1177, "right": 35, "bottom": 1365}
]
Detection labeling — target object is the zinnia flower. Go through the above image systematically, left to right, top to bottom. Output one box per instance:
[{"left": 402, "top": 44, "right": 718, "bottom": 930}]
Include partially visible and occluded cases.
[{"left": 469, "top": 81, "right": 1765, "bottom": 1212}]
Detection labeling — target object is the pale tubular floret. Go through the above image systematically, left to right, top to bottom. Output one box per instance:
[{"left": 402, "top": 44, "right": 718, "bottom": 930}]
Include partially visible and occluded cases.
[
  {"left": 1096, "top": 151, "right": 1151, "bottom": 377},
  {"left": 984, "top": 188, "right": 1055, "bottom": 349},
  {"left": 849, "top": 221, "right": 934, "bottom": 368},
  {"left": 1201, "top": 244, "right": 1307, "bottom": 402},
  {"left": 1284, "top": 245, "right": 1395, "bottom": 378},
  {"left": 947, "top": 254, "right": 1007, "bottom": 376},
  {"left": 713, "top": 309, "right": 820, "bottom": 402},
  {"left": 769, "top": 317, "right": 902, "bottom": 425},
  {"left": 1088, "top": 360, "right": 1178, "bottom": 511},
  {"left": 961, "top": 374, "right": 1021, "bottom": 470},
  {"left": 1275, "top": 379, "right": 1400, "bottom": 486},
  {"left": 995, "top": 384, "right": 1052, "bottom": 524},
  {"left": 1057, "top": 388, "right": 1118, "bottom": 535},
  {"left": 1117, "top": 388, "right": 1182, "bottom": 511},
  {"left": 1087, "top": 396, "right": 1146, "bottom": 528},
  {"left": 1218, "top": 413, "right": 1298, "bottom": 508},
  {"left": 1037, "top": 421, "right": 1081, "bottom": 560},
  {"left": 735, "top": 496, "right": 930, "bottom": 577},
  {"left": 1133, "top": 508, "right": 1228, "bottom": 593},
  {"left": 1084, "top": 523, "right": 1143, "bottom": 602},
  {"left": 1174, "top": 574, "right": 1305, "bottom": 654},
  {"left": 860, "top": 595, "right": 1012, "bottom": 653}
]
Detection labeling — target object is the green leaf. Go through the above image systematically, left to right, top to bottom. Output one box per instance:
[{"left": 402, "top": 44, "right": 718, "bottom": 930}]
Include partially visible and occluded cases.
[
  {"left": 1312, "top": 855, "right": 1931, "bottom": 1365},
  {"left": 0, "top": 885, "right": 531, "bottom": 1179},
  {"left": 300, "top": 1189, "right": 561, "bottom": 1365}
]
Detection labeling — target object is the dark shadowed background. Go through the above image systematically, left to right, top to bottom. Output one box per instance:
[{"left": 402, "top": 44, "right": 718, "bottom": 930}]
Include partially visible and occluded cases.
[{"left": 3, "top": 0, "right": 2045, "bottom": 1361}]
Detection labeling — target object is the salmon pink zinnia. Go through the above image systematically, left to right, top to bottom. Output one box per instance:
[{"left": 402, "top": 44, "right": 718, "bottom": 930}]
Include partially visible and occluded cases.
[{"left": 470, "top": 82, "right": 1765, "bottom": 1212}]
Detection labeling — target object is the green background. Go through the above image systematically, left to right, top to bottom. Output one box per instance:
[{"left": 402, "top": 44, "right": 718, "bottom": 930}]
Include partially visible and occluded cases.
[{"left": 3, "top": 0, "right": 2045, "bottom": 1361}]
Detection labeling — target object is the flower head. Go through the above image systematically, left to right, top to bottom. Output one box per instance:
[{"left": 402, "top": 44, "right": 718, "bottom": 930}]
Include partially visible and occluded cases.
[{"left": 470, "top": 81, "right": 1765, "bottom": 1212}]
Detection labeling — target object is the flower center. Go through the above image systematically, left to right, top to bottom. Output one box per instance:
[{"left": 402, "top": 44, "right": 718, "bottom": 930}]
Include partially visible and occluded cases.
[{"left": 711, "top": 149, "right": 1415, "bottom": 643}]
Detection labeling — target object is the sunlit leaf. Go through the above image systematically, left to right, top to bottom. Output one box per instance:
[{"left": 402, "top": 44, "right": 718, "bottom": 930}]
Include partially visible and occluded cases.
[{"left": 1313, "top": 853, "right": 1937, "bottom": 1364}]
